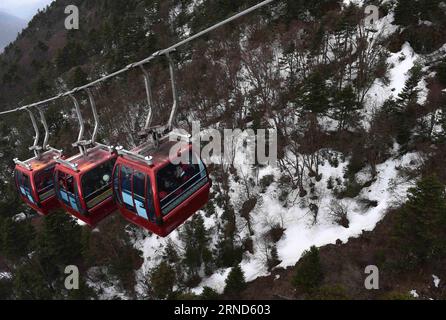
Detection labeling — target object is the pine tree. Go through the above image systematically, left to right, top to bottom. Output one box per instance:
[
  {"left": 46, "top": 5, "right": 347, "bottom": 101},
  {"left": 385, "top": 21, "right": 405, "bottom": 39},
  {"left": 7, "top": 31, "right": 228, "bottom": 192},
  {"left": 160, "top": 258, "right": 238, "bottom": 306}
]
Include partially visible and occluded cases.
[
  {"left": 284, "top": 0, "right": 341, "bottom": 21},
  {"left": 394, "top": 0, "right": 421, "bottom": 26},
  {"left": 394, "top": 0, "right": 443, "bottom": 27},
  {"left": 55, "top": 41, "right": 86, "bottom": 73},
  {"left": 437, "top": 61, "right": 446, "bottom": 86},
  {"left": 397, "top": 63, "right": 423, "bottom": 109},
  {"left": 382, "top": 64, "right": 424, "bottom": 148},
  {"left": 68, "top": 67, "right": 88, "bottom": 89},
  {"left": 301, "top": 71, "right": 330, "bottom": 114},
  {"left": 33, "top": 75, "right": 52, "bottom": 99},
  {"left": 330, "top": 85, "right": 362, "bottom": 131},
  {"left": 381, "top": 98, "right": 411, "bottom": 147},
  {"left": 395, "top": 175, "right": 446, "bottom": 266},
  {"left": 215, "top": 203, "right": 243, "bottom": 268},
  {"left": 35, "top": 212, "right": 82, "bottom": 277},
  {"left": 179, "top": 215, "right": 213, "bottom": 278},
  {"left": 0, "top": 218, "right": 35, "bottom": 262},
  {"left": 81, "top": 218, "right": 142, "bottom": 293},
  {"left": 216, "top": 238, "right": 243, "bottom": 269},
  {"left": 163, "top": 240, "right": 180, "bottom": 264},
  {"left": 267, "top": 245, "right": 280, "bottom": 271},
  {"left": 292, "top": 246, "right": 324, "bottom": 292},
  {"left": 150, "top": 261, "right": 176, "bottom": 300},
  {"left": 12, "top": 262, "right": 53, "bottom": 300},
  {"left": 224, "top": 264, "right": 247, "bottom": 297},
  {"left": 0, "top": 279, "right": 12, "bottom": 300},
  {"left": 201, "top": 286, "right": 220, "bottom": 300}
]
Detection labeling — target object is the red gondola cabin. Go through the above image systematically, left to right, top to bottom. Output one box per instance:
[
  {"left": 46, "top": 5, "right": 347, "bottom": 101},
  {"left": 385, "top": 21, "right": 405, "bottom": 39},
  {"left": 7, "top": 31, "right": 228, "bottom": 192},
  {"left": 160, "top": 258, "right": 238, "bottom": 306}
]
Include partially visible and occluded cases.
[
  {"left": 113, "top": 141, "right": 211, "bottom": 237},
  {"left": 54, "top": 146, "right": 118, "bottom": 227},
  {"left": 14, "top": 150, "right": 61, "bottom": 216}
]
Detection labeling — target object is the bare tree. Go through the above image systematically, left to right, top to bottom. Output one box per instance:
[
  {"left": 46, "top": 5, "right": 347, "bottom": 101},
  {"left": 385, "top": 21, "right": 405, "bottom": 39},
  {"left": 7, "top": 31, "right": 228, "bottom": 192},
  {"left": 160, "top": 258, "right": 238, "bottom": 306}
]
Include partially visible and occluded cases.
[{"left": 328, "top": 200, "right": 350, "bottom": 228}]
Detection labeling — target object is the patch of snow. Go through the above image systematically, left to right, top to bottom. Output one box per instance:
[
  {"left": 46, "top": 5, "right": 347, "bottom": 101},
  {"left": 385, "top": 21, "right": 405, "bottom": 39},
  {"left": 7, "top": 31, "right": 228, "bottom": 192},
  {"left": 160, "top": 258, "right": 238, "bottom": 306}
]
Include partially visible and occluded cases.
[
  {"left": 342, "top": 0, "right": 364, "bottom": 6},
  {"left": 419, "top": 20, "right": 433, "bottom": 27},
  {"left": 365, "top": 43, "right": 419, "bottom": 110},
  {"left": 417, "top": 77, "right": 429, "bottom": 105},
  {"left": 418, "top": 110, "right": 444, "bottom": 138},
  {"left": 318, "top": 116, "right": 338, "bottom": 132},
  {"left": 276, "top": 152, "right": 419, "bottom": 269},
  {"left": 356, "top": 166, "right": 374, "bottom": 186},
  {"left": 13, "top": 213, "right": 27, "bottom": 222},
  {"left": 73, "top": 216, "right": 87, "bottom": 227},
  {"left": 87, "top": 267, "right": 130, "bottom": 300},
  {"left": 191, "top": 269, "right": 230, "bottom": 295},
  {"left": 0, "top": 272, "right": 12, "bottom": 280},
  {"left": 433, "top": 275, "right": 441, "bottom": 288},
  {"left": 410, "top": 290, "right": 419, "bottom": 298}
]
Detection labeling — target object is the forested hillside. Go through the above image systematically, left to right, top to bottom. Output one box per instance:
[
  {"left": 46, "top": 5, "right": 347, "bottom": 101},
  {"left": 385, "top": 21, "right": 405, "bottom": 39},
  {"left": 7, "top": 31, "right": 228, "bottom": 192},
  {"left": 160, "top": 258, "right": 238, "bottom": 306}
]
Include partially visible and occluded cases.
[{"left": 1, "top": 0, "right": 446, "bottom": 299}]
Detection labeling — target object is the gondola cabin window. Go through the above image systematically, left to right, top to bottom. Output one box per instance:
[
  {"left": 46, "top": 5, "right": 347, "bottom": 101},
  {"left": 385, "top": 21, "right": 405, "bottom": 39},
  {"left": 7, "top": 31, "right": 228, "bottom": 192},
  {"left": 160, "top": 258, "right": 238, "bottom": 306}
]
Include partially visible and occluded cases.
[
  {"left": 157, "top": 153, "right": 208, "bottom": 216},
  {"left": 81, "top": 160, "right": 115, "bottom": 209},
  {"left": 35, "top": 165, "right": 56, "bottom": 202},
  {"left": 114, "top": 165, "right": 156, "bottom": 222},
  {"left": 120, "top": 165, "right": 134, "bottom": 211},
  {"left": 15, "top": 170, "right": 36, "bottom": 204},
  {"left": 133, "top": 170, "right": 153, "bottom": 221},
  {"left": 56, "top": 171, "right": 81, "bottom": 213}
]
